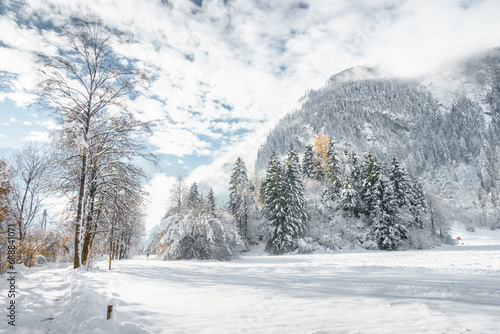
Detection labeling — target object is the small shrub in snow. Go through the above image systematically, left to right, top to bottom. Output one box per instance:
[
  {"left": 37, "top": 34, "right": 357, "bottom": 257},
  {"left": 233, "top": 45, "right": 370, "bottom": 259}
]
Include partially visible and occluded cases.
[
  {"left": 466, "top": 224, "right": 475, "bottom": 232},
  {"left": 402, "top": 228, "right": 434, "bottom": 250},
  {"left": 440, "top": 233, "right": 457, "bottom": 245},
  {"left": 318, "top": 234, "right": 342, "bottom": 251},
  {"left": 295, "top": 238, "right": 315, "bottom": 254},
  {"left": 361, "top": 240, "right": 378, "bottom": 250},
  {"left": 35, "top": 255, "right": 47, "bottom": 265}
]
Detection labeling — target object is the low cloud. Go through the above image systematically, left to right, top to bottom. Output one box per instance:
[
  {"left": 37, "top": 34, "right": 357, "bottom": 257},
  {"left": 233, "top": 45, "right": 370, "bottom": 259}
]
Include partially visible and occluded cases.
[{"left": 142, "top": 173, "right": 177, "bottom": 230}]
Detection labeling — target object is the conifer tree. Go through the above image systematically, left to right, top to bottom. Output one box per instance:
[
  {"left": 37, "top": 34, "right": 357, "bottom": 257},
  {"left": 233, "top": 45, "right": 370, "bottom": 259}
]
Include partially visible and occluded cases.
[
  {"left": 326, "top": 140, "right": 342, "bottom": 191},
  {"left": 283, "top": 144, "right": 308, "bottom": 233},
  {"left": 265, "top": 145, "right": 308, "bottom": 254},
  {"left": 302, "top": 145, "right": 316, "bottom": 179},
  {"left": 262, "top": 151, "right": 283, "bottom": 219},
  {"left": 263, "top": 151, "right": 286, "bottom": 253},
  {"left": 361, "top": 151, "right": 381, "bottom": 214},
  {"left": 349, "top": 152, "right": 363, "bottom": 192},
  {"left": 229, "top": 157, "right": 249, "bottom": 240},
  {"left": 389, "top": 158, "right": 411, "bottom": 208},
  {"left": 389, "top": 158, "right": 427, "bottom": 228},
  {"left": 340, "top": 176, "right": 360, "bottom": 217},
  {"left": 371, "top": 176, "right": 408, "bottom": 250},
  {"left": 408, "top": 181, "right": 426, "bottom": 229},
  {"left": 187, "top": 182, "right": 201, "bottom": 212},
  {"left": 207, "top": 187, "right": 216, "bottom": 215}
]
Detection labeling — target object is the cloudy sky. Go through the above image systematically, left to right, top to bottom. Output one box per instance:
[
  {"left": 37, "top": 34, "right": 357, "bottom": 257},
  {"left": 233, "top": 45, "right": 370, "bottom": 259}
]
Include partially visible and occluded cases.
[{"left": 1, "top": 0, "right": 500, "bottom": 229}]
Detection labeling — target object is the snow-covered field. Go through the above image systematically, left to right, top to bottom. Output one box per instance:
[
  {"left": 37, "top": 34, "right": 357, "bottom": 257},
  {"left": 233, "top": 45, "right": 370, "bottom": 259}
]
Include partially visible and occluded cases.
[{"left": 2, "top": 227, "right": 500, "bottom": 334}]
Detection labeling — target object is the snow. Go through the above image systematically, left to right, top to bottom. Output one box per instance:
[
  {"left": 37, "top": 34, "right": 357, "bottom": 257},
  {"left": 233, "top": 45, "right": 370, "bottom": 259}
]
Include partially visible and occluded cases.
[
  {"left": 450, "top": 224, "right": 500, "bottom": 246},
  {"left": 2, "top": 227, "right": 500, "bottom": 333}
]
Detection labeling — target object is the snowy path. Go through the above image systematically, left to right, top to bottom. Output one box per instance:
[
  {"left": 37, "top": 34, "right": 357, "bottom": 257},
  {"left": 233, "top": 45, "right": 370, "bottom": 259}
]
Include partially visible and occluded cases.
[
  {"left": 2, "top": 244, "right": 500, "bottom": 334},
  {"left": 0, "top": 264, "right": 71, "bottom": 334}
]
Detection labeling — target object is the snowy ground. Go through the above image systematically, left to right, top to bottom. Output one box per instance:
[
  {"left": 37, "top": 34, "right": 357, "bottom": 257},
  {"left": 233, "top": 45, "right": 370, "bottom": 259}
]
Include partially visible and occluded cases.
[{"left": 2, "top": 227, "right": 500, "bottom": 334}]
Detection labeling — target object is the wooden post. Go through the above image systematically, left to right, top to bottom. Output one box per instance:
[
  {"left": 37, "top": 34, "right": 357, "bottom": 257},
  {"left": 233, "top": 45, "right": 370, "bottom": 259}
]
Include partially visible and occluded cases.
[{"left": 107, "top": 305, "right": 113, "bottom": 320}]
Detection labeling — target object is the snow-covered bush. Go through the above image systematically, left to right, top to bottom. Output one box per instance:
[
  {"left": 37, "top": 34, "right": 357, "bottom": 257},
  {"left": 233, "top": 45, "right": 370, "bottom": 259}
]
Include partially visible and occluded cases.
[
  {"left": 155, "top": 213, "right": 245, "bottom": 261},
  {"left": 466, "top": 224, "right": 475, "bottom": 232},
  {"left": 402, "top": 228, "right": 435, "bottom": 250},
  {"left": 317, "top": 234, "right": 342, "bottom": 251},
  {"left": 295, "top": 238, "right": 316, "bottom": 254},
  {"left": 361, "top": 239, "right": 378, "bottom": 250},
  {"left": 34, "top": 255, "right": 47, "bottom": 265}
]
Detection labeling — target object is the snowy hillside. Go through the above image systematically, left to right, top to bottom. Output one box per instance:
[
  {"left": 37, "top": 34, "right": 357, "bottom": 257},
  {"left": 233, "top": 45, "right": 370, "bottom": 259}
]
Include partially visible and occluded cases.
[
  {"left": 255, "top": 47, "right": 500, "bottom": 227},
  {"left": 3, "top": 226, "right": 500, "bottom": 334}
]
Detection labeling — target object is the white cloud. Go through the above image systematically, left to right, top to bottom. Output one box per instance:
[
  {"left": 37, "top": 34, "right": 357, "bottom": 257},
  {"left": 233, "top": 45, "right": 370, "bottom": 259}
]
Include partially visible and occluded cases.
[
  {"left": 6, "top": 91, "right": 37, "bottom": 107},
  {"left": 37, "top": 120, "right": 60, "bottom": 130},
  {"left": 149, "top": 125, "right": 212, "bottom": 156},
  {"left": 22, "top": 130, "right": 50, "bottom": 142}
]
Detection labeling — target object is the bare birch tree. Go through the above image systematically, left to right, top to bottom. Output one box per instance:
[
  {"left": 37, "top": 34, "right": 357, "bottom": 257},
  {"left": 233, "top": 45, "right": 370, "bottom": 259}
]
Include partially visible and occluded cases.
[
  {"left": 36, "top": 12, "right": 150, "bottom": 268},
  {"left": 10, "top": 145, "right": 53, "bottom": 242}
]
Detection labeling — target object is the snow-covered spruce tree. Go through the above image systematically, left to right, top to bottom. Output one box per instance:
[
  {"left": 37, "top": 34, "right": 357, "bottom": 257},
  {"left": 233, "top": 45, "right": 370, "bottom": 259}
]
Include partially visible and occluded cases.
[
  {"left": 326, "top": 140, "right": 342, "bottom": 191},
  {"left": 283, "top": 144, "right": 308, "bottom": 235},
  {"left": 265, "top": 145, "right": 308, "bottom": 254},
  {"left": 302, "top": 145, "right": 316, "bottom": 179},
  {"left": 262, "top": 151, "right": 286, "bottom": 253},
  {"left": 337, "top": 151, "right": 363, "bottom": 214},
  {"left": 361, "top": 151, "right": 382, "bottom": 214},
  {"left": 348, "top": 152, "right": 363, "bottom": 194},
  {"left": 229, "top": 157, "right": 249, "bottom": 241},
  {"left": 388, "top": 158, "right": 427, "bottom": 229},
  {"left": 389, "top": 158, "right": 411, "bottom": 209},
  {"left": 340, "top": 176, "right": 360, "bottom": 217},
  {"left": 371, "top": 176, "right": 408, "bottom": 250},
  {"left": 407, "top": 181, "right": 426, "bottom": 229},
  {"left": 186, "top": 182, "right": 201, "bottom": 212},
  {"left": 207, "top": 187, "right": 216, "bottom": 216}
]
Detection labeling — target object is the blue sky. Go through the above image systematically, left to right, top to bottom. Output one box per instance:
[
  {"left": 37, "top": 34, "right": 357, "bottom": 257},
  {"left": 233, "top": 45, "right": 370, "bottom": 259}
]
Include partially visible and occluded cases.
[{"left": 1, "top": 0, "right": 500, "bottom": 229}]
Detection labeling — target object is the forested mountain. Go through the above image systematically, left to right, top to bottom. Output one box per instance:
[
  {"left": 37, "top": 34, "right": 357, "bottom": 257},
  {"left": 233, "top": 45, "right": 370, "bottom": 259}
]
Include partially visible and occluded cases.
[{"left": 256, "top": 48, "right": 500, "bottom": 227}]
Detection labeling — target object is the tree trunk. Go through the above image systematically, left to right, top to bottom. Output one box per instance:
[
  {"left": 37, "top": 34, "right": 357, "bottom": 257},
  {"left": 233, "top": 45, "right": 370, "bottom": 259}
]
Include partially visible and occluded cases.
[
  {"left": 74, "top": 154, "right": 87, "bottom": 269},
  {"left": 81, "top": 193, "right": 96, "bottom": 265},
  {"left": 429, "top": 198, "right": 436, "bottom": 236},
  {"left": 81, "top": 221, "right": 92, "bottom": 265},
  {"left": 124, "top": 235, "right": 131, "bottom": 259}
]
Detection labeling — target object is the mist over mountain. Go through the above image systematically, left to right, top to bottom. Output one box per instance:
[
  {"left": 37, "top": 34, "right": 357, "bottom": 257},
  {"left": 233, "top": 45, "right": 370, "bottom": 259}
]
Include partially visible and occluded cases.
[{"left": 255, "top": 47, "right": 500, "bottom": 226}]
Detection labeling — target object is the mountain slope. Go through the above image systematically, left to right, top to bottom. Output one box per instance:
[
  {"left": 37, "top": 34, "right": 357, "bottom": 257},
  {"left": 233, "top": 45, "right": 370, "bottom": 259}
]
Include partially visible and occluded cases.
[{"left": 255, "top": 47, "right": 500, "bottom": 226}]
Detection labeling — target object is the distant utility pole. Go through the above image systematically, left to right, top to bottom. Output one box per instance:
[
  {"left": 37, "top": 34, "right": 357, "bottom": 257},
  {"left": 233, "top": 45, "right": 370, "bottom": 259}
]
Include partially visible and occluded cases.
[{"left": 41, "top": 209, "right": 48, "bottom": 229}]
